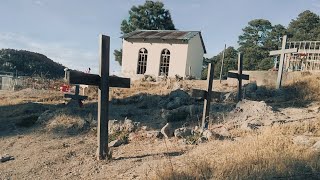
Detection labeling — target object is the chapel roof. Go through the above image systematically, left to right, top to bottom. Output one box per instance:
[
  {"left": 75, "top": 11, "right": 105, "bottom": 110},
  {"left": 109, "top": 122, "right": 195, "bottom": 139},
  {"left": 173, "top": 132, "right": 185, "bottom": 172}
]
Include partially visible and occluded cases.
[{"left": 121, "top": 30, "right": 206, "bottom": 53}]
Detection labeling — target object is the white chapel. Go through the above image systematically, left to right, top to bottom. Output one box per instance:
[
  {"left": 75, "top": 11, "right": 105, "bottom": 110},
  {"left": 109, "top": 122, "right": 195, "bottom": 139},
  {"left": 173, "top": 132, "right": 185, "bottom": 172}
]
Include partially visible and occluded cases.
[{"left": 121, "top": 30, "right": 206, "bottom": 79}]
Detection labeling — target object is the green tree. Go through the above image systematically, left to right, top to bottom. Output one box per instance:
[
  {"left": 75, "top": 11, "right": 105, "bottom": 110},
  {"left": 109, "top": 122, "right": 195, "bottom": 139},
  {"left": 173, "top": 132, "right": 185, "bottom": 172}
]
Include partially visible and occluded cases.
[
  {"left": 115, "top": 1, "right": 176, "bottom": 65},
  {"left": 288, "top": 10, "right": 320, "bottom": 41},
  {"left": 238, "top": 19, "right": 285, "bottom": 70},
  {"left": 202, "top": 47, "right": 238, "bottom": 79}
]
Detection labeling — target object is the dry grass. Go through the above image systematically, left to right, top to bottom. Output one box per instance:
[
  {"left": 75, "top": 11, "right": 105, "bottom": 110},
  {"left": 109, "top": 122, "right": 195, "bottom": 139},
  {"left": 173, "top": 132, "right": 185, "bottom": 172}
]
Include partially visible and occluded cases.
[
  {"left": 284, "top": 72, "right": 320, "bottom": 101},
  {"left": 153, "top": 119, "right": 320, "bottom": 180}
]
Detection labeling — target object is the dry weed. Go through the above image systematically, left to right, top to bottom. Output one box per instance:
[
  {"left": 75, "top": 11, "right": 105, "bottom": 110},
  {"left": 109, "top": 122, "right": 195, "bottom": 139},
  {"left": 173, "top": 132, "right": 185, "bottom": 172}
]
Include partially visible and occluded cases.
[{"left": 155, "top": 119, "right": 320, "bottom": 179}]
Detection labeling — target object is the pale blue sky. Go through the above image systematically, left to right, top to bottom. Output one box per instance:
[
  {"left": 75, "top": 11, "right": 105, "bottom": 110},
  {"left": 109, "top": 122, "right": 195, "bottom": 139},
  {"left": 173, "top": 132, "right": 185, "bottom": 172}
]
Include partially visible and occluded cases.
[{"left": 0, "top": 0, "right": 319, "bottom": 74}]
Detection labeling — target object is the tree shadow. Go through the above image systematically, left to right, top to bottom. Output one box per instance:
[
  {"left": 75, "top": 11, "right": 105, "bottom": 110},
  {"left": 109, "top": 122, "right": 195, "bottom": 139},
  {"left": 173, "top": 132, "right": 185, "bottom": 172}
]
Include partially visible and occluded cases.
[{"left": 113, "top": 151, "right": 185, "bottom": 161}]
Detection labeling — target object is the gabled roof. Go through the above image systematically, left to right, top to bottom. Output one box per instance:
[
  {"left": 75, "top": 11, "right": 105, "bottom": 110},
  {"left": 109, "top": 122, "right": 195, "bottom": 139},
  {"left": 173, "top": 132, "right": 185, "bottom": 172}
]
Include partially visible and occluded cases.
[{"left": 121, "top": 30, "right": 206, "bottom": 53}]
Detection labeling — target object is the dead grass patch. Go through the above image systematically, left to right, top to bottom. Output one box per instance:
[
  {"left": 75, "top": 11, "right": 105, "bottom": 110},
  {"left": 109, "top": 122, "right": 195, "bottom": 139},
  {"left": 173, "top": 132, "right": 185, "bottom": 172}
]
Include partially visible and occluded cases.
[{"left": 154, "top": 119, "right": 320, "bottom": 179}]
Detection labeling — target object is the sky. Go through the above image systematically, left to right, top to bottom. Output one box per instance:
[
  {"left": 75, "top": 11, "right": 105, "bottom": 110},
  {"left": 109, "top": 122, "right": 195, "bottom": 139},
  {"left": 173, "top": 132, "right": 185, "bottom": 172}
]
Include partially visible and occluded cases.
[{"left": 1, "top": 0, "right": 320, "bottom": 75}]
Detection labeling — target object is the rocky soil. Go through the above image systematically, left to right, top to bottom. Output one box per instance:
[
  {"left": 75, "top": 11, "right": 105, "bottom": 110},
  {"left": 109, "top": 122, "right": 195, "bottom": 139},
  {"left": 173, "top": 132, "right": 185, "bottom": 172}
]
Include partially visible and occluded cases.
[{"left": 1, "top": 79, "right": 320, "bottom": 179}]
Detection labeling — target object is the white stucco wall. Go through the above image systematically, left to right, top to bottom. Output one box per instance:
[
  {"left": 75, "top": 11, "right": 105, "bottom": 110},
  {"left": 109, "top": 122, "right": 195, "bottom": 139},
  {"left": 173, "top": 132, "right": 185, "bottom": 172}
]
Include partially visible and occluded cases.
[
  {"left": 186, "top": 34, "right": 205, "bottom": 79},
  {"left": 121, "top": 39, "right": 189, "bottom": 78}
]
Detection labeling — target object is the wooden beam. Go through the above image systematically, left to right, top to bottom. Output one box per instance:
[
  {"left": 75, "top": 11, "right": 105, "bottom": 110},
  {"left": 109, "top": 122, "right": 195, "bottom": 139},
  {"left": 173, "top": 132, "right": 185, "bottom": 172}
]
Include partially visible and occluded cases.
[
  {"left": 97, "top": 34, "right": 109, "bottom": 160},
  {"left": 237, "top": 53, "right": 243, "bottom": 102},
  {"left": 202, "top": 63, "right": 214, "bottom": 129},
  {"left": 65, "top": 70, "right": 130, "bottom": 88},
  {"left": 227, "top": 72, "right": 249, "bottom": 80},
  {"left": 64, "top": 94, "right": 88, "bottom": 100}
]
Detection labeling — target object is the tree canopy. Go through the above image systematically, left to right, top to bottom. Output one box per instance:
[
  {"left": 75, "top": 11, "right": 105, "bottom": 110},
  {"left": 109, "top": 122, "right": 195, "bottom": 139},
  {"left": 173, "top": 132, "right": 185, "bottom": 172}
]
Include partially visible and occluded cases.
[
  {"left": 115, "top": 0, "right": 176, "bottom": 65},
  {"left": 288, "top": 10, "right": 320, "bottom": 41},
  {"left": 237, "top": 19, "right": 287, "bottom": 71},
  {"left": 202, "top": 46, "right": 238, "bottom": 79}
]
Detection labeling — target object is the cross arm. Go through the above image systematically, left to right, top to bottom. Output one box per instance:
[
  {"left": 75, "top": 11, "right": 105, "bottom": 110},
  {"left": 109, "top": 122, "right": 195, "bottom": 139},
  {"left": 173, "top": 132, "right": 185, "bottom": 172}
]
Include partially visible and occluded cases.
[
  {"left": 269, "top": 48, "right": 298, "bottom": 56},
  {"left": 65, "top": 70, "right": 131, "bottom": 88},
  {"left": 227, "top": 72, "right": 249, "bottom": 80}
]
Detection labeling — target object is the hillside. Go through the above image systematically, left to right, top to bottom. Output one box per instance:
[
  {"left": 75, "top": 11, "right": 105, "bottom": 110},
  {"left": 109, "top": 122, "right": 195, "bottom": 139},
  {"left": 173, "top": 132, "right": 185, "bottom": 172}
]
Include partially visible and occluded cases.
[{"left": 0, "top": 49, "right": 65, "bottom": 78}]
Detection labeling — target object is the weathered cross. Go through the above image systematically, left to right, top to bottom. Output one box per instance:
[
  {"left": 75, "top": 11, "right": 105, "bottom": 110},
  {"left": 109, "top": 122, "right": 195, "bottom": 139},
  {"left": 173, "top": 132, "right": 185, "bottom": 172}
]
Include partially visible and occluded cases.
[
  {"left": 65, "top": 35, "right": 130, "bottom": 160},
  {"left": 270, "top": 35, "right": 298, "bottom": 89},
  {"left": 227, "top": 53, "right": 249, "bottom": 102},
  {"left": 191, "top": 63, "right": 214, "bottom": 129},
  {"left": 64, "top": 84, "right": 88, "bottom": 107}
]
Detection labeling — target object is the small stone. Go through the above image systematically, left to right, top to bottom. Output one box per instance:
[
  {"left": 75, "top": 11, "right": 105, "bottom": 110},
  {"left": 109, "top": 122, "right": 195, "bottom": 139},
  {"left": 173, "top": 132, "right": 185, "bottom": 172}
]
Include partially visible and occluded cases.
[
  {"left": 141, "top": 126, "right": 148, "bottom": 131},
  {"left": 174, "top": 127, "right": 193, "bottom": 138},
  {"left": 146, "top": 130, "right": 162, "bottom": 138},
  {"left": 202, "top": 130, "right": 213, "bottom": 140},
  {"left": 108, "top": 139, "right": 123, "bottom": 147},
  {"left": 311, "top": 141, "right": 320, "bottom": 151},
  {"left": 0, "top": 154, "right": 14, "bottom": 163}
]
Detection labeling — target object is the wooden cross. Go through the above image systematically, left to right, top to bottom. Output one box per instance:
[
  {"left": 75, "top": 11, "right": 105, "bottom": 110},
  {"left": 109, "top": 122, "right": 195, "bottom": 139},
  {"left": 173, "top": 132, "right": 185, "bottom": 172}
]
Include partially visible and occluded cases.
[
  {"left": 64, "top": 35, "right": 130, "bottom": 160},
  {"left": 270, "top": 35, "right": 298, "bottom": 89},
  {"left": 227, "top": 53, "right": 249, "bottom": 102},
  {"left": 191, "top": 63, "right": 214, "bottom": 129},
  {"left": 64, "top": 85, "right": 88, "bottom": 107}
]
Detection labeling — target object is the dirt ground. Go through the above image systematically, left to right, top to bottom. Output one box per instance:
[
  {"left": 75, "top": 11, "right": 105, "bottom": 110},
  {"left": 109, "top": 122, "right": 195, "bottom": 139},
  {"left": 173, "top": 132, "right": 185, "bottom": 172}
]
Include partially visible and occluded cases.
[{"left": 1, "top": 78, "right": 320, "bottom": 179}]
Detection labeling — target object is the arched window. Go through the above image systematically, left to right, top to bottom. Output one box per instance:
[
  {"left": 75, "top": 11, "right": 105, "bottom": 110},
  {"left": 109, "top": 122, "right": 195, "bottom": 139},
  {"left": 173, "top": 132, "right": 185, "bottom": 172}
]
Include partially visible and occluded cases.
[
  {"left": 137, "top": 48, "right": 148, "bottom": 74},
  {"left": 159, "top": 49, "right": 170, "bottom": 76}
]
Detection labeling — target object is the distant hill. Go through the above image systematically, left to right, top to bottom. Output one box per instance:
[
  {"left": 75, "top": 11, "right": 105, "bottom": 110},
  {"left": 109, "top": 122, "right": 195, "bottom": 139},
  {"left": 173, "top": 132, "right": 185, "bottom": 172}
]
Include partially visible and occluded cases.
[{"left": 0, "top": 49, "right": 66, "bottom": 78}]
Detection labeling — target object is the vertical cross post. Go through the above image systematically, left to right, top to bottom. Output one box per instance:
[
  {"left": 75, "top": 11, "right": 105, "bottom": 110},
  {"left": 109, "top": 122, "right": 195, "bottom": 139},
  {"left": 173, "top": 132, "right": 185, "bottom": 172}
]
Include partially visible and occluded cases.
[
  {"left": 97, "top": 34, "right": 110, "bottom": 160},
  {"left": 277, "top": 35, "right": 287, "bottom": 89},
  {"left": 237, "top": 53, "right": 243, "bottom": 102},
  {"left": 202, "top": 63, "right": 214, "bottom": 129}
]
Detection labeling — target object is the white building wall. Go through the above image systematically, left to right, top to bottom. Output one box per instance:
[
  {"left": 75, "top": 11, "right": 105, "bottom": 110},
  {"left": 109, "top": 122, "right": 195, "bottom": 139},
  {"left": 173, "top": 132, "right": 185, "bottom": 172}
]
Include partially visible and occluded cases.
[
  {"left": 185, "top": 34, "right": 205, "bottom": 79},
  {"left": 121, "top": 39, "right": 189, "bottom": 78}
]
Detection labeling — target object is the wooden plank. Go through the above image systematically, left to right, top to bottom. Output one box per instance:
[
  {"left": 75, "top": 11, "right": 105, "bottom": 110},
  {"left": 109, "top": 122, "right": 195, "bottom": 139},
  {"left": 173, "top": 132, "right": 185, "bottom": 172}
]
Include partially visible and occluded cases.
[
  {"left": 97, "top": 34, "right": 110, "bottom": 160},
  {"left": 237, "top": 53, "right": 243, "bottom": 102},
  {"left": 202, "top": 63, "right": 214, "bottom": 129},
  {"left": 65, "top": 70, "right": 130, "bottom": 88},
  {"left": 227, "top": 72, "right": 249, "bottom": 80},
  {"left": 191, "top": 89, "right": 206, "bottom": 99},
  {"left": 64, "top": 94, "right": 88, "bottom": 100}
]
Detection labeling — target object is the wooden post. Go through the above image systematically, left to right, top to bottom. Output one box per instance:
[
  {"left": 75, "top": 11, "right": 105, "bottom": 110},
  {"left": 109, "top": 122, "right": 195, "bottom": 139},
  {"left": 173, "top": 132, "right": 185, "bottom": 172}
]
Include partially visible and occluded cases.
[
  {"left": 97, "top": 34, "right": 110, "bottom": 160},
  {"left": 277, "top": 35, "right": 287, "bottom": 89},
  {"left": 219, "top": 44, "right": 226, "bottom": 83},
  {"left": 227, "top": 53, "right": 249, "bottom": 102},
  {"left": 237, "top": 53, "right": 243, "bottom": 102},
  {"left": 202, "top": 63, "right": 214, "bottom": 129}
]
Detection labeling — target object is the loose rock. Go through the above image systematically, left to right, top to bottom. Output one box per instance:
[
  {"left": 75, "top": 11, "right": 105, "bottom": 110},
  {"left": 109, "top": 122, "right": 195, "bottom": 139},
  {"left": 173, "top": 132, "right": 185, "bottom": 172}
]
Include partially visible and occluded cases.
[
  {"left": 174, "top": 127, "right": 193, "bottom": 138},
  {"left": 108, "top": 139, "right": 123, "bottom": 147}
]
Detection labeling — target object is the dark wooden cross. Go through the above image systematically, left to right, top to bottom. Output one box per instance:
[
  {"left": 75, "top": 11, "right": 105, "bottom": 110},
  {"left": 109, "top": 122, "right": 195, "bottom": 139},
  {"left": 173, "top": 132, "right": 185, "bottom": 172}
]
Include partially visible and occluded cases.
[
  {"left": 64, "top": 35, "right": 130, "bottom": 160},
  {"left": 270, "top": 35, "right": 298, "bottom": 89},
  {"left": 227, "top": 53, "right": 249, "bottom": 102},
  {"left": 191, "top": 63, "right": 214, "bottom": 129},
  {"left": 64, "top": 84, "right": 88, "bottom": 107}
]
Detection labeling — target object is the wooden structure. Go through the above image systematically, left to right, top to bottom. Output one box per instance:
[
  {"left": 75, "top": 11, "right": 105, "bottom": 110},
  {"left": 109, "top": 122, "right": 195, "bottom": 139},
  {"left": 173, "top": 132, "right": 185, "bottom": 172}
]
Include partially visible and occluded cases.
[
  {"left": 65, "top": 35, "right": 130, "bottom": 160},
  {"left": 270, "top": 35, "right": 298, "bottom": 89},
  {"left": 286, "top": 40, "right": 320, "bottom": 71},
  {"left": 227, "top": 53, "right": 249, "bottom": 102},
  {"left": 192, "top": 63, "right": 214, "bottom": 129},
  {"left": 64, "top": 85, "right": 88, "bottom": 107}
]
